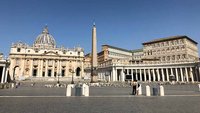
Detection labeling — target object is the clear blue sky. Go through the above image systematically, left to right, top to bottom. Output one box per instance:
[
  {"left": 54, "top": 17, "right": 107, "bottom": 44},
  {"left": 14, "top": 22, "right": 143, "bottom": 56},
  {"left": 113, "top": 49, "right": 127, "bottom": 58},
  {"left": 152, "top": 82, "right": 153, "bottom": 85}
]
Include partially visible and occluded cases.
[{"left": 0, "top": 0, "right": 200, "bottom": 56}]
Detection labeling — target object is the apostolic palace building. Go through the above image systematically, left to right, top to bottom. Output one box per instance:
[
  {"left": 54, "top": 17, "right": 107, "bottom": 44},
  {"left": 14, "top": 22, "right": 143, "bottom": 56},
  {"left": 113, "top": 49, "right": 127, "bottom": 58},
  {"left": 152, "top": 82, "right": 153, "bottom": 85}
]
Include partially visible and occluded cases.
[{"left": 0, "top": 24, "right": 200, "bottom": 83}]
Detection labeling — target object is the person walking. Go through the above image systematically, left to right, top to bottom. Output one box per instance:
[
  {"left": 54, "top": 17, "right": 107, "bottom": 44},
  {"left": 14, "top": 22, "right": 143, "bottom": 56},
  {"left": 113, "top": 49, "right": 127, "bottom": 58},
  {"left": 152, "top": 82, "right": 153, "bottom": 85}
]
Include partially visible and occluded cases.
[{"left": 131, "top": 80, "right": 137, "bottom": 95}]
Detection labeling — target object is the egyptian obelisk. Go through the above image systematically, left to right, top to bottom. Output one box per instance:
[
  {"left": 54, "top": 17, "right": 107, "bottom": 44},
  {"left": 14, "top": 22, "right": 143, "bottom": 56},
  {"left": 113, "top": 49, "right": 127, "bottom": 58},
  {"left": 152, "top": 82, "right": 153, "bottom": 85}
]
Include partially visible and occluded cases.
[{"left": 91, "top": 22, "right": 98, "bottom": 83}]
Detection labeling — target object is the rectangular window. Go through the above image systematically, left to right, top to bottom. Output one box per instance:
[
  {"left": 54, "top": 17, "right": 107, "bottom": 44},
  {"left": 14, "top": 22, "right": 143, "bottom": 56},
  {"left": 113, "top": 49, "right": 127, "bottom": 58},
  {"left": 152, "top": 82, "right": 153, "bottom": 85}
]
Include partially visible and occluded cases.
[{"left": 17, "top": 48, "right": 21, "bottom": 52}]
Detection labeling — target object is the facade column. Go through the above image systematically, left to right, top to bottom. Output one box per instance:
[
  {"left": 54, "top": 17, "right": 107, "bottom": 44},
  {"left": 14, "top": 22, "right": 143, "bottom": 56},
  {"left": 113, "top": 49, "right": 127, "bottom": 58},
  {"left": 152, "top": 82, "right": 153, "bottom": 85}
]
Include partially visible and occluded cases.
[
  {"left": 21, "top": 59, "right": 25, "bottom": 77},
  {"left": 30, "top": 59, "right": 33, "bottom": 77},
  {"left": 37, "top": 59, "right": 40, "bottom": 77},
  {"left": 39, "top": 60, "right": 43, "bottom": 77},
  {"left": 45, "top": 60, "right": 48, "bottom": 77},
  {"left": 52, "top": 60, "right": 55, "bottom": 77},
  {"left": 57, "top": 60, "right": 60, "bottom": 76},
  {"left": 81, "top": 61, "right": 84, "bottom": 77},
  {"left": 1, "top": 66, "right": 5, "bottom": 83},
  {"left": 185, "top": 67, "right": 189, "bottom": 82},
  {"left": 190, "top": 67, "right": 194, "bottom": 82},
  {"left": 157, "top": 68, "right": 160, "bottom": 81},
  {"left": 161, "top": 68, "right": 165, "bottom": 82},
  {"left": 166, "top": 68, "right": 169, "bottom": 82},
  {"left": 175, "top": 68, "right": 179, "bottom": 81},
  {"left": 180, "top": 68, "right": 184, "bottom": 82},
  {"left": 136, "top": 69, "right": 138, "bottom": 80},
  {"left": 140, "top": 69, "right": 142, "bottom": 81},
  {"left": 144, "top": 69, "right": 147, "bottom": 81},
  {"left": 148, "top": 69, "right": 151, "bottom": 82},
  {"left": 152, "top": 69, "right": 156, "bottom": 81}
]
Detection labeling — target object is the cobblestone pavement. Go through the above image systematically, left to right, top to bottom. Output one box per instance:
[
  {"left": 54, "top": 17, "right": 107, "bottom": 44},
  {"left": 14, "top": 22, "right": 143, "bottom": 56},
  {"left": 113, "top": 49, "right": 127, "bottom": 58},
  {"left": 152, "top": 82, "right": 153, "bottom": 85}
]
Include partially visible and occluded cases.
[
  {"left": 0, "top": 81, "right": 200, "bottom": 113},
  {"left": 0, "top": 96, "right": 200, "bottom": 113}
]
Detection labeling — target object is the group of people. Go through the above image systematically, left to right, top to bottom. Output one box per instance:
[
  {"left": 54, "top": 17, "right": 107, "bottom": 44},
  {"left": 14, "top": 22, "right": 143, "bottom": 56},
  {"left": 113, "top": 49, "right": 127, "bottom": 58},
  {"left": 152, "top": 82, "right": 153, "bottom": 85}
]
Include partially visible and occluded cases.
[{"left": 131, "top": 80, "right": 140, "bottom": 95}]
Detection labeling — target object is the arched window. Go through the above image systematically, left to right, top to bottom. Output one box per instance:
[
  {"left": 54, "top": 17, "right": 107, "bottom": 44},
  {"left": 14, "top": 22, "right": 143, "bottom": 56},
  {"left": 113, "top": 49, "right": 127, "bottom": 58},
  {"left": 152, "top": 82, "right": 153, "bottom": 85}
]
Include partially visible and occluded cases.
[{"left": 76, "top": 67, "right": 81, "bottom": 76}]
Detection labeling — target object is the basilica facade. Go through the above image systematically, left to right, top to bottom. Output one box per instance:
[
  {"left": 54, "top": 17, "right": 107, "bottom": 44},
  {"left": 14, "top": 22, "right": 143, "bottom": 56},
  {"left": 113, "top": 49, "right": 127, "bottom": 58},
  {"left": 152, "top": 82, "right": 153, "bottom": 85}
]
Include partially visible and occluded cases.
[{"left": 9, "top": 26, "right": 84, "bottom": 81}]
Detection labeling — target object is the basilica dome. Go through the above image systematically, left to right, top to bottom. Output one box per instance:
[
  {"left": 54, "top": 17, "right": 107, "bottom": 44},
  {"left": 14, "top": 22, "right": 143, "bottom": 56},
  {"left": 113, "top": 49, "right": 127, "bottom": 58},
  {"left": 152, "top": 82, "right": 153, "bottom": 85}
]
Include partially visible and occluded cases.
[{"left": 34, "top": 26, "right": 56, "bottom": 48}]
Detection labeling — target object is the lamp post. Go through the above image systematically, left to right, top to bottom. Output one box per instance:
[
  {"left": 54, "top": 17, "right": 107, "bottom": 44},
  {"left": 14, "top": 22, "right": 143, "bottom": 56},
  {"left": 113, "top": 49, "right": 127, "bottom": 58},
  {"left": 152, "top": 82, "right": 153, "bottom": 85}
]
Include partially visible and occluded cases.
[{"left": 69, "top": 68, "right": 75, "bottom": 84}]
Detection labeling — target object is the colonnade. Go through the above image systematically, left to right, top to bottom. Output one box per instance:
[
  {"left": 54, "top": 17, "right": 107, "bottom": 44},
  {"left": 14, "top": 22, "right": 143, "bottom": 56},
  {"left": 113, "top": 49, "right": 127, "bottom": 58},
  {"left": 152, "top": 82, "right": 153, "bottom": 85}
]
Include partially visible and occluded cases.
[
  {"left": 0, "top": 65, "right": 9, "bottom": 83},
  {"left": 98, "top": 65, "right": 200, "bottom": 82}
]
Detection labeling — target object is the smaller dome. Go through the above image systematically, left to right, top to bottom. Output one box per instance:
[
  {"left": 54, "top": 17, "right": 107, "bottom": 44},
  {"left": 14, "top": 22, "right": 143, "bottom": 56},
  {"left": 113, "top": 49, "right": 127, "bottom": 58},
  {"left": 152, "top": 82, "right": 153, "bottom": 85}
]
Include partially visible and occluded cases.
[{"left": 34, "top": 26, "right": 56, "bottom": 48}]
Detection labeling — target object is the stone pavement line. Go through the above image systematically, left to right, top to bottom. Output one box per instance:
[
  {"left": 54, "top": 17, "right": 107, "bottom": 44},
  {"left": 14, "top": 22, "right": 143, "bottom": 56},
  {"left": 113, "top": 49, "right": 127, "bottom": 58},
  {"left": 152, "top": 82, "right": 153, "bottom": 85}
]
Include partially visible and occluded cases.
[{"left": 1, "top": 95, "right": 200, "bottom": 98}]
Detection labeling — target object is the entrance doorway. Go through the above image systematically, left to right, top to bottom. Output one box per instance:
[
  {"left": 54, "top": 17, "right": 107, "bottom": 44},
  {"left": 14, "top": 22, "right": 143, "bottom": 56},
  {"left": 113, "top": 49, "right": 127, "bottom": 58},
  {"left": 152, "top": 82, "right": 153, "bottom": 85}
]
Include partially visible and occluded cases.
[{"left": 33, "top": 69, "right": 37, "bottom": 76}]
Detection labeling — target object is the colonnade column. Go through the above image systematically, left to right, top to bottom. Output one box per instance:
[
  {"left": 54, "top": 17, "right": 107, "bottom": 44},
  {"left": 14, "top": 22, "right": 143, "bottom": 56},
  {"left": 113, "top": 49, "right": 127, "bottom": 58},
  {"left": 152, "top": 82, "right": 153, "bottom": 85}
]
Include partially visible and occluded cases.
[
  {"left": 1, "top": 67, "right": 5, "bottom": 83},
  {"left": 112, "top": 67, "right": 116, "bottom": 81},
  {"left": 185, "top": 67, "right": 189, "bottom": 82},
  {"left": 190, "top": 67, "right": 194, "bottom": 82},
  {"left": 199, "top": 67, "right": 200, "bottom": 81},
  {"left": 4, "top": 68, "right": 9, "bottom": 83},
  {"left": 157, "top": 68, "right": 160, "bottom": 81},
  {"left": 161, "top": 68, "right": 165, "bottom": 82},
  {"left": 166, "top": 68, "right": 169, "bottom": 82},
  {"left": 170, "top": 68, "right": 174, "bottom": 81},
  {"left": 175, "top": 68, "right": 179, "bottom": 81},
  {"left": 180, "top": 68, "right": 183, "bottom": 82},
  {"left": 121, "top": 69, "right": 125, "bottom": 82},
  {"left": 127, "top": 69, "right": 129, "bottom": 76},
  {"left": 131, "top": 69, "right": 133, "bottom": 81},
  {"left": 136, "top": 69, "right": 138, "bottom": 80},
  {"left": 140, "top": 69, "right": 142, "bottom": 81},
  {"left": 144, "top": 69, "right": 147, "bottom": 81},
  {"left": 148, "top": 69, "right": 151, "bottom": 82},
  {"left": 152, "top": 69, "right": 156, "bottom": 81}
]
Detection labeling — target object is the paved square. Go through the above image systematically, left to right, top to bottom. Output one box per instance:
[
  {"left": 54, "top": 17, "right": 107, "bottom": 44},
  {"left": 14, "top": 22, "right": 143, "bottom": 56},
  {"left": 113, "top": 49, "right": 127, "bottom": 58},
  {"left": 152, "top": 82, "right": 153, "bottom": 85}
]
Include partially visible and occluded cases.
[{"left": 0, "top": 82, "right": 200, "bottom": 113}]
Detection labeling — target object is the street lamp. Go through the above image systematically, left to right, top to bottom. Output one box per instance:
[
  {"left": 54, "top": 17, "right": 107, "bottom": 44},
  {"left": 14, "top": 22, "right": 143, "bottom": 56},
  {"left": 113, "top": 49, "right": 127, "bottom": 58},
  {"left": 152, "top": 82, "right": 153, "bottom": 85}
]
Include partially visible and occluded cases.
[{"left": 69, "top": 68, "right": 75, "bottom": 84}]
